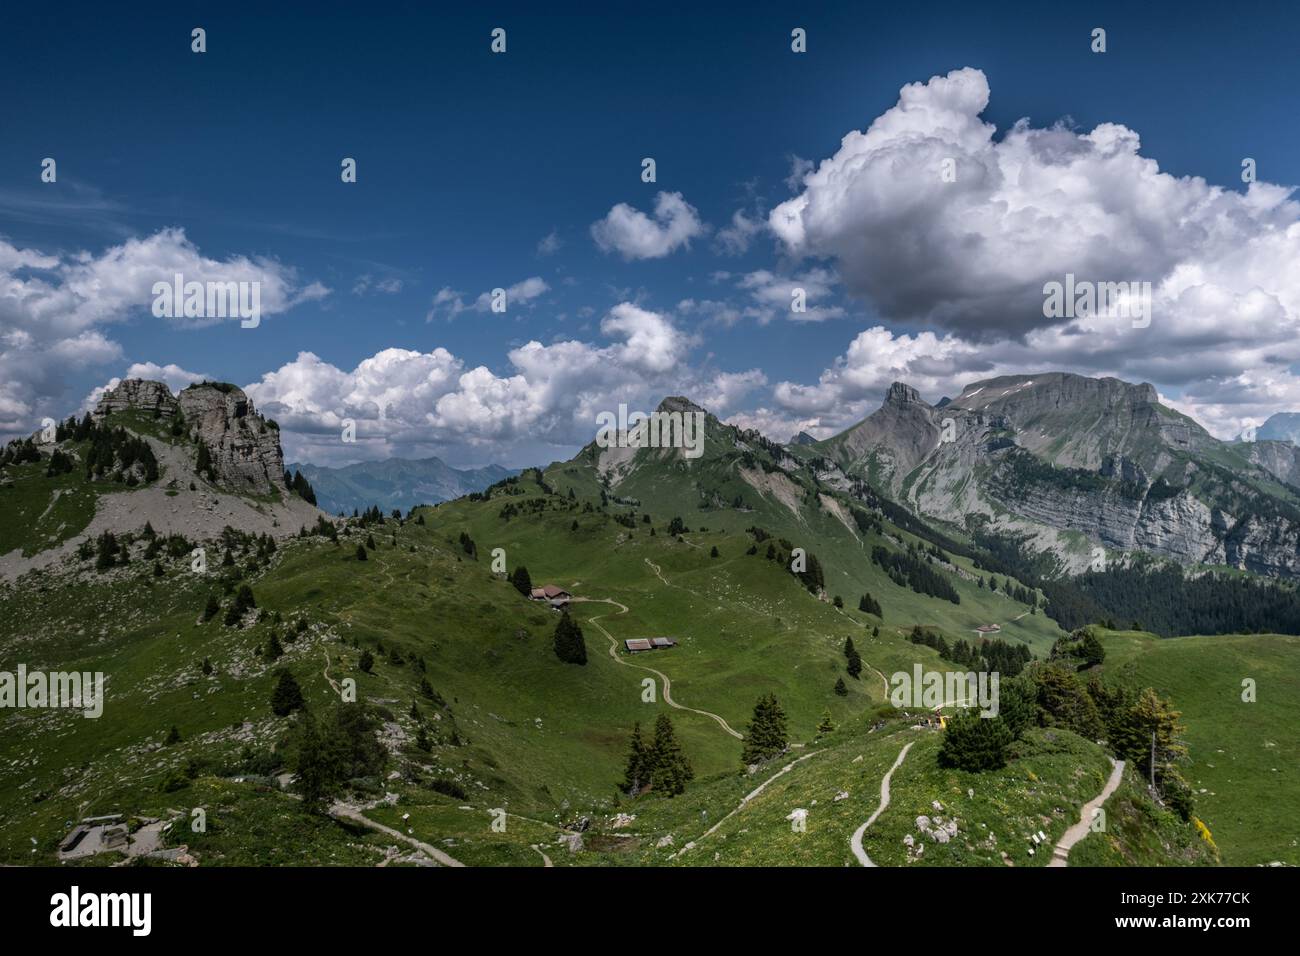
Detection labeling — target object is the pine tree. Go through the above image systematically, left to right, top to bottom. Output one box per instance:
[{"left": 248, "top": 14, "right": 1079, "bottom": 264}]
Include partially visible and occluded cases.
[
  {"left": 366, "top": 534, "right": 377, "bottom": 550},
  {"left": 356, "top": 543, "right": 368, "bottom": 561},
  {"left": 710, "top": 545, "right": 719, "bottom": 558},
  {"left": 510, "top": 565, "right": 533, "bottom": 596},
  {"left": 223, "top": 584, "right": 256, "bottom": 626},
  {"left": 203, "top": 593, "right": 220, "bottom": 621},
  {"left": 552, "top": 612, "right": 588, "bottom": 665},
  {"left": 872, "top": 625, "right": 879, "bottom": 637},
  {"left": 265, "top": 632, "right": 284, "bottom": 661},
  {"left": 1079, "top": 632, "right": 1106, "bottom": 668},
  {"left": 844, "top": 637, "right": 863, "bottom": 680},
  {"left": 358, "top": 649, "right": 374, "bottom": 673},
  {"left": 201, "top": 657, "right": 213, "bottom": 676},
  {"left": 1032, "top": 663, "right": 1104, "bottom": 738},
  {"left": 270, "top": 669, "right": 305, "bottom": 716},
  {"left": 834, "top": 677, "right": 848, "bottom": 696},
  {"left": 1108, "top": 687, "right": 1188, "bottom": 790},
  {"left": 741, "top": 693, "right": 788, "bottom": 765},
  {"left": 291, "top": 708, "right": 337, "bottom": 813},
  {"left": 817, "top": 709, "right": 835, "bottom": 734},
  {"left": 937, "top": 711, "right": 1014, "bottom": 772},
  {"left": 647, "top": 714, "right": 693, "bottom": 796},
  {"left": 621, "top": 722, "right": 649, "bottom": 796},
  {"left": 165, "top": 725, "right": 181, "bottom": 745}
]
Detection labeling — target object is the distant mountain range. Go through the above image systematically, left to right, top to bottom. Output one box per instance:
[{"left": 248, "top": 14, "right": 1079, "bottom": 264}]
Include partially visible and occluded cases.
[
  {"left": 796, "top": 373, "right": 1300, "bottom": 578},
  {"left": 1259, "top": 412, "right": 1300, "bottom": 444},
  {"left": 288, "top": 456, "right": 517, "bottom": 515}
]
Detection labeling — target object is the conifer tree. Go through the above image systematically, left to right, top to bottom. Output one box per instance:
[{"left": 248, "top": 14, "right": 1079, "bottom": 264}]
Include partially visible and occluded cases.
[
  {"left": 510, "top": 565, "right": 533, "bottom": 596},
  {"left": 224, "top": 583, "right": 256, "bottom": 626},
  {"left": 203, "top": 593, "right": 220, "bottom": 621},
  {"left": 552, "top": 612, "right": 588, "bottom": 665},
  {"left": 844, "top": 637, "right": 863, "bottom": 679},
  {"left": 358, "top": 649, "right": 374, "bottom": 673},
  {"left": 270, "top": 669, "right": 305, "bottom": 716},
  {"left": 834, "top": 677, "right": 848, "bottom": 696},
  {"left": 1108, "top": 687, "right": 1188, "bottom": 790},
  {"left": 741, "top": 693, "right": 788, "bottom": 765},
  {"left": 291, "top": 708, "right": 335, "bottom": 813},
  {"left": 817, "top": 709, "right": 835, "bottom": 734},
  {"left": 937, "top": 711, "right": 1013, "bottom": 772},
  {"left": 647, "top": 713, "right": 693, "bottom": 796},
  {"left": 621, "top": 722, "right": 649, "bottom": 795}
]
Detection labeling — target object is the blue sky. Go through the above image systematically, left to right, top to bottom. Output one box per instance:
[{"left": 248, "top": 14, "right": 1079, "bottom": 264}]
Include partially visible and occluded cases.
[{"left": 3, "top": 0, "right": 1300, "bottom": 466}]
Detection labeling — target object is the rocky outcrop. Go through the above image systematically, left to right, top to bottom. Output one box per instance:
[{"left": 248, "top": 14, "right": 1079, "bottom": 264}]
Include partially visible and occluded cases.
[
  {"left": 92, "top": 378, "right": 285, "bottom": 495},
  {"left": 93, "top": 379, "right": 179, "bottom": 419},
  {"left": 821, "top": 381, "right": 943, "bottom": 492},
  {"left": 178, "top": 383, "right": 284, "bottom": 495},
  {"left": 1240, "top": 440, "right": 1300, "bottom": 486}
]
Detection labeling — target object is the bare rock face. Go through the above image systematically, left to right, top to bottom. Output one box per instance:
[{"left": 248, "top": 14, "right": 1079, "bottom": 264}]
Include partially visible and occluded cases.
[
  {"left": 823, "top": 372, "right": 1300, "bottom": 580},
  {"left": 93, "top": 379, "right": 179, "bottom": 419},
  {"left": 178, "top": 383, "right": 284, "bottom": 495}
]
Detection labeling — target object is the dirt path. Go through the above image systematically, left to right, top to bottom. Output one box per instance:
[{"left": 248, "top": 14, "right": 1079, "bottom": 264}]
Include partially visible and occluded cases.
[
  {"left": 577, "top": 597, "right": 743, "bottom": 740},
  {"left": 322, "top": 649, "right": 340, "bottom": 695},
  {"left": 850, "top": 740, "right": 915, "bottom": 867},
  {"left": 674, "top": 750, "right": 822, "bottom": 858},
  {"left": 1048, "top": 758, "right": 1125, "bottom": 867},
  {"left": 330, "top": 803, "right": 465, "bottom": 867},
  {"left": 531, "top": 844, "right": 553, "bottom": 867}
]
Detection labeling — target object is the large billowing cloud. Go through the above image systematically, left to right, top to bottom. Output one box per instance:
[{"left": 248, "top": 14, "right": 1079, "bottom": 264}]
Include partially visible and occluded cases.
[
  {"left": 764, "top": 67, "right": 1300, "bottom": 439},
  {"left": 771, "top": 67, "right": 1300, "bottom": 341},
  {"left": 591, "top": 191, "right": 705, "bottom": 260},
  {"left": 0, "top": 229, "right": 325, "bottom": 438},
  {"left": 245, "top": 302, "right": 751, "bottom": 467}
]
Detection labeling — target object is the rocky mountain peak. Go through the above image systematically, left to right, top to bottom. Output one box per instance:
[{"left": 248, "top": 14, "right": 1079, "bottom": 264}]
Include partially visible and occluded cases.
[
  {"left": 93, "top": 378, "right": 286, "bottom": 496},
  {"left": 885, "top": 382, "right": 925, "bottom": 406},
  {"left": 655, "top": 395, "right": 708, "bottom": 417}
]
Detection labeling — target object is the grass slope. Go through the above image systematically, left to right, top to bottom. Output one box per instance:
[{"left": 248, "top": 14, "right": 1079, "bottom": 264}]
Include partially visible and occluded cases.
[{"left": 1093, "top": 629, "right": 1300, "bottom": 865}]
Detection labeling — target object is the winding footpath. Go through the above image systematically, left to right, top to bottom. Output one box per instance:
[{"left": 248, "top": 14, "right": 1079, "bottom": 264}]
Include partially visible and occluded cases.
[
  {"left": 577, "top": 597, "right": 743, "bottom": 739},
  {"left": 850, "top": 741, "right": 915, "bottom": 867},
  {"left": 673, "top": 750, "right": 823, "bottom": 859},
  {"left": 1048, "top": 758, "right": 1125, "bottom": 867},
  {"left": 329, "top": 804, "right": 466, "bottom": 867}
]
